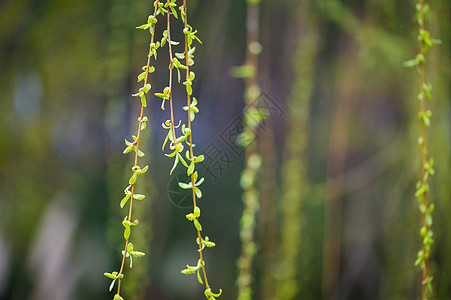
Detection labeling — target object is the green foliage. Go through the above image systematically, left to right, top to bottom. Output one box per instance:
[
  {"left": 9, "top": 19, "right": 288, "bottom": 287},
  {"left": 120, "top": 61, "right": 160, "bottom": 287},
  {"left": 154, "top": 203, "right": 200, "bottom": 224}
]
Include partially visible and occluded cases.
[
  {"left": 131, "top": 0, "right": 221, "bottom": 298},
  {"left": 104, "top": 1, "right": 159, "bottom": 299},
  {"left": 235, "top": 1, "right": 267, "bottom": 299},
  {"left": 405, "top": 1, "right": 440, "bottom": 299},
  {"left": 104, "top": 272, "right": 124, "bottom": 292}
]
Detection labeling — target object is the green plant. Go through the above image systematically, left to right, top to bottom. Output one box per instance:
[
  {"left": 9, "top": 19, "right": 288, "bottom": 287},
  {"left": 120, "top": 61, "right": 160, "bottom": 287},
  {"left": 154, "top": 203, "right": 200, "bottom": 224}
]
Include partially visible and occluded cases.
[
  {"left": 104, "top": 0, "right": 221, "bottom": 299},
  {"left": 104, "top": 0, "right": 152, "bottom": 298},
  {"left": 232, "top": 0, "right": 266, "bottom": 299},
  {"left": 159, "top": 1, "right": 221, "bottom": 298},
  {"left": 404, "top": 1, "right": 440, "bottom": 299},
  {"left": 103, "top": 3, "right": 159, "bottom": 299}
]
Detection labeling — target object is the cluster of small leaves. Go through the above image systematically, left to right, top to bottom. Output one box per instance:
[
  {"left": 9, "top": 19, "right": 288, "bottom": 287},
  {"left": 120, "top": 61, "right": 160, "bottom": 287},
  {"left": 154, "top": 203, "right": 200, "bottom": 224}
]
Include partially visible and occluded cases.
[
  {"left": 136, "top": 0, "right": 220, "bottom": 298},
  {"left": 404, "top": 1, "right": 440, "bottom": 299},
  {"left": 104, "top": 2, "right": 160, "bottom": 299},
  {"left": 404, "top": 7, "right": 441, "bottom": 69},
  {"left": 179, "top": 171, "right": 204, "bottom": 199},
  {"left": 121, "top": 242, "right": 146, "bottom": 268},
  {"left": 104, "top": 272, "right": 124, "bottom": 293}
]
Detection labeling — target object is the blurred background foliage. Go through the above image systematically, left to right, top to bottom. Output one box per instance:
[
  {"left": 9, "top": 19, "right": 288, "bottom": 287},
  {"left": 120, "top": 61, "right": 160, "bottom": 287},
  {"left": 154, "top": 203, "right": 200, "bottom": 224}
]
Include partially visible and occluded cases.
[{"left": 0, "top": 0, "right": 450, "bottom": 299}]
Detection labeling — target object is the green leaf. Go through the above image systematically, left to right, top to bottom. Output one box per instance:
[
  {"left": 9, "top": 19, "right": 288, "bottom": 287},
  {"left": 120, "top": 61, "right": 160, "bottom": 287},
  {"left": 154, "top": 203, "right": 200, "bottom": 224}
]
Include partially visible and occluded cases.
[
  {"left": 179, "top": 5, "right": 185, "bottom": 22},
  {"left": 136, "top": 24, "right": 149, "bottom": 30},
  {"left": 404, "top": 54, "right": 424, "bottom": 68},
  {"left": 137, "top": 72, "right": 146, "bottom": 82},
  {"left": 143, "top": 83, "right": 151, "bottom": 93},
  {"left": 186, "top": 83, "right": 192, "bottom": 95},
  {"left": 423, "top": 83, "right": 432, "bottom": 100},
  {"left": 132, "top": 91, "right": 144, "bottom": 98},
  {"left": 140, "top": 95, "right": 147, "bottom": 107},
  {"left": 140, "top": 120, "right": 147, "bottom": 130},
  {"left": 123, "top": 145, "right": 133, "bottom": 154},
  {"left": 137, "top": 149, "right": 145, "bottom": 157},
  {"left": 170, "top": 153, "right": 179, "bottom": 175},
  {"left": 188, "top": 161, "right": 195, "bottom": 175},
  {"left": 140, "top": 165, "right": 149, "bottom": 174},
  {"left": 192, "top": 171, "right": 198, "bottom": 183},
  {"left": 129, "top": 173, "right": 137, "bottom": 185},
  {"left": 194, "top": 177, "right": 204, "bottom": 187},
  {"left": 179, "top": 182, "right": 192, "bottom": 189},
  {"left": 194, "top": 187, "right": 202, "bottom": 198},
  {"left": 120, "top": 194, "right": 131, "bottom": 209},
  {"left": 133, "top": 194, "right": 146, "bottom": 200},
  {"left": 194, "top": 206, "right": 201, "bottom": 218},
  {"left": 186, "top": 213, "right": 196, "bottom": 221},
  {"left": 426, "top": 214, "right": 432, "bottom": 226},
  {"left": 194, "top": 219, "right": 202, "bottom": 231},
  {"left": 124, "top": 226, "right": 130, "bottom": 240},
  {"left": 204, "top": 240, "right": 216, "bottom": 248},
  {"left": 130, "top": 251, "right": 146, "bottom": 257},
  {"left": 415, "top": 251, "right": 424, "bottom": 266},
  {"left": 181, "top": 267, "right": 196, "bottom": 274},
  {"left": 197, "top": 268, "right": 203, "bottom": 284},
  {"left": 104, "top": 272, "right": 119, "bottom": 279},
  {"left": 109, "top": 279, "right": 116, "bottom": 292},
  {"left": 204, "top": 287, "right": 222, "bottom": 299},
  {"left": 211, "top": 289, "right": 223, "bottom": 297},
  {"left": 113, "top": 294, "right": 124, "bottom": 300}
]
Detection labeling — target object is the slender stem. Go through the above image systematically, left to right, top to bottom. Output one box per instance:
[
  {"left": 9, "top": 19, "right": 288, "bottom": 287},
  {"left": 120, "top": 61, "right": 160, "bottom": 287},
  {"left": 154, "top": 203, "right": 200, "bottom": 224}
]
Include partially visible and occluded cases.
[
  {"left": 166, "top": 0, "right": 178, "bottom": 146},
  {"left": 183, "top": 0, "right": 210, "bottom": 289},
  {"left": 418, "top": 1, "right": 430, "bottom": 299},
  {"left": 115, "top": 2, "right": 159, "bottom": 296},
  {"left": 237, "top": 2, "right": 260, "bottom": 299}
]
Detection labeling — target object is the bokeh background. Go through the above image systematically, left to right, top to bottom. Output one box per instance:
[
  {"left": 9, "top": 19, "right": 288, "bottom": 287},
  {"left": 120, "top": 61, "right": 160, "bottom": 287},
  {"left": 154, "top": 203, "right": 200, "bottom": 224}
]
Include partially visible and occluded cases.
[{"left": 0, "top": 0, "right": 450, "bottom": 299}]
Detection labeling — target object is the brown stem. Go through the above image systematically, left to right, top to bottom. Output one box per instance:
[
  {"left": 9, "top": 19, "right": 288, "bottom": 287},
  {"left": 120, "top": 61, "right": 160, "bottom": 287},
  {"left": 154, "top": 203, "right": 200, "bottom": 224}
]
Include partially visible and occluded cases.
[
  {"left": 183, "top": 0, "right": 210, "bottom": 290},
  {"left": 115, "top": 1, "right": 159, "bottom": 296},
  {"left": 166, "top": 1, "right": 177, "bottom": 146},
  {"left": 418, "top": 1, "right": 430, "bottom": 299}
]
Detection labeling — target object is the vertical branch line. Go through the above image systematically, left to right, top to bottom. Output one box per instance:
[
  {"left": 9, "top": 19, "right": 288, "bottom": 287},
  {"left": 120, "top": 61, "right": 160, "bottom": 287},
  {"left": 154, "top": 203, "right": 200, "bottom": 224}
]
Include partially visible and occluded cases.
[
  {"left": 166, "top": 0, "right": 178, "bottom": 144},
  {"left": 183, "top": 0, "right": 211, "bottom": 290},
  {"left": 236, "top": 0, "right": 263, "bottom": 299},
  {"left": 406, "top": 0, "right": 440, "bottom": 299},
  {"left": 160, "top": 1, "right": 220, "bottom": 298},
  {"left": 404, "top": 1, "right": 440, "bottom": 299},
  {"left": 115, "top": 2, "right": 159, "bottom": 298},
  {"left": 418, "top": 2, "right": 430, "bottom": 299}
]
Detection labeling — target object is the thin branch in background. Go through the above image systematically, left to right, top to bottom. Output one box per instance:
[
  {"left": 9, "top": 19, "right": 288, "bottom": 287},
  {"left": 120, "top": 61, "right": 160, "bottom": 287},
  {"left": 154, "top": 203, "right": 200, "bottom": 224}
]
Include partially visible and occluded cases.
[
  {"left": 234, "top": 0, "right": 264, "bottom": 299},
  {"left": 404, "top": 1, "right": 440, "bottom": 299},
  {"left": 104, "top": 3, "right": 159, "bottom": 299}
]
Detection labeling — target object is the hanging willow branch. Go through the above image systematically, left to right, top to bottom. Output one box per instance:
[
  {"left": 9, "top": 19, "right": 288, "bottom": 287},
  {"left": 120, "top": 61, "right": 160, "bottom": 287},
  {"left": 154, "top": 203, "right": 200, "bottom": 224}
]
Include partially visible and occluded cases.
[
  {"left": 233, "top": 0, "right": 266, "bottom": 299},
  {"left": 404, "top": 1, "right": 440, "bottom": 299}
]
